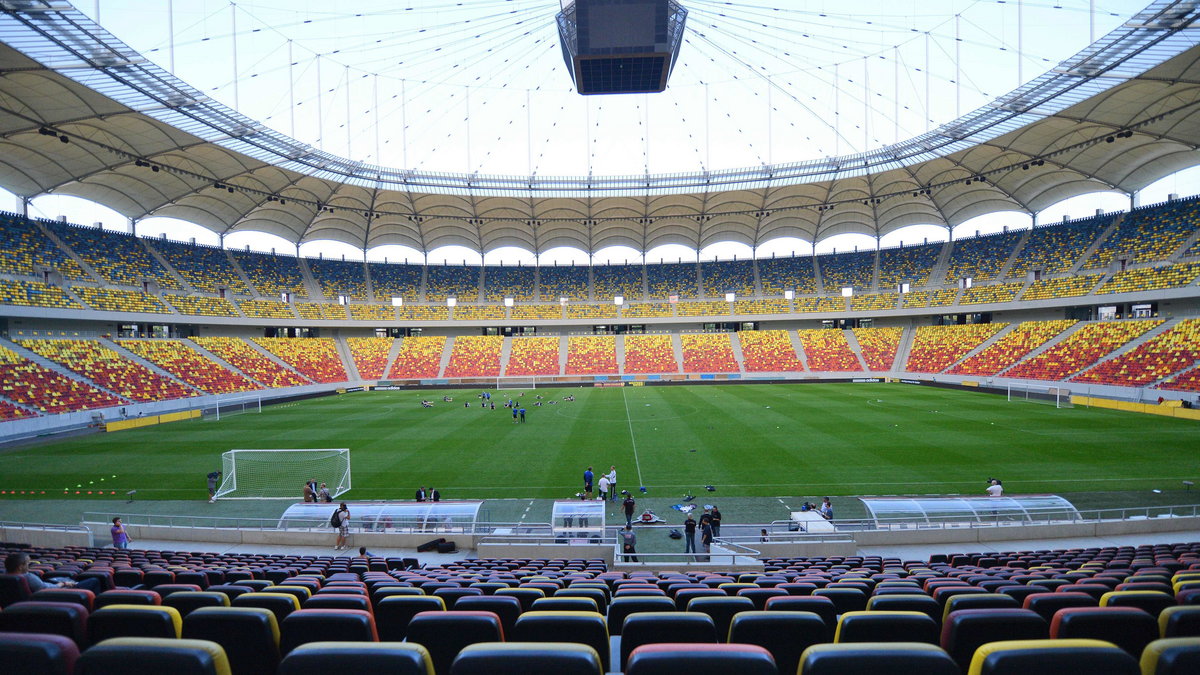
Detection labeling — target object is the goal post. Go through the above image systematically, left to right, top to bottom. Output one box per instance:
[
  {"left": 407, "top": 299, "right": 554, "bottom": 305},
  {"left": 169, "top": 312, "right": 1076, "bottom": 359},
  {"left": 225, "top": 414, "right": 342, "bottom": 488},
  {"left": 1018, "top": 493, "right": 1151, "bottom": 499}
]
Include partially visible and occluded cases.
[
  {"left": 495, "top": 376, "right": 538, "bottom": 391},
  {"left": 1006, "top": 383, "right": 1073, "bottom": 408},
  {"left": 201, "top": 394, "right": 262, "bottom": 421},
  {"left": 214, "top": 449, "right": 351, "bottom": 500}
]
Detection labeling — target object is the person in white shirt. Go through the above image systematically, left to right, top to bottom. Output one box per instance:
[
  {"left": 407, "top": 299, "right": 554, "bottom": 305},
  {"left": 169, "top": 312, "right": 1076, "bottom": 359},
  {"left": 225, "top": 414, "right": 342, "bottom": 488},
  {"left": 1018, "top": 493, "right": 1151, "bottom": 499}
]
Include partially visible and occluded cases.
[
  {"left": 606, "top": 466, "right": 617, "bottom": 501},
  {"left": 598, "top": 474, "right": 610, "bottom": 501},
  {"left": 986, "top": 480, "right": 1003, "bottom": 497}
]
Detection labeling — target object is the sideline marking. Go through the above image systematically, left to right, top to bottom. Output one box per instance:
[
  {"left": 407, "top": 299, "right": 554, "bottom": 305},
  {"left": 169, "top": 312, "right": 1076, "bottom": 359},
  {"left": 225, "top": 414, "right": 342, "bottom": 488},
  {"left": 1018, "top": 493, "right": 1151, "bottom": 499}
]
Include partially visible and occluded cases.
[{"left": 620, "top": 385, "right": 646, "bottom": 487}]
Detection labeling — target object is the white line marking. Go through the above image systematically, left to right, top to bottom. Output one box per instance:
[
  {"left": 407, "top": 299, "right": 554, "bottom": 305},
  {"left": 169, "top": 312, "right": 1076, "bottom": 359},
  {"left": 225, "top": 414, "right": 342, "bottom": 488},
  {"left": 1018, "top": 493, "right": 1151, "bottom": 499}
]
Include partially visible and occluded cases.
[{"left": 620, "top": 385, "right": 646, "bottom": 487}]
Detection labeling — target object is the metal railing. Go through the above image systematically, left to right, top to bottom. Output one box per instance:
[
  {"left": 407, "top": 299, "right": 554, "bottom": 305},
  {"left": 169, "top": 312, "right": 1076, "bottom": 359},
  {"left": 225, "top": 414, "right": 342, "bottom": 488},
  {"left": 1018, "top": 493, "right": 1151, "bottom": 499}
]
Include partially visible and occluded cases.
[
  {"left": 834, "top": 503, "right": 1200, "bottom": 531},
  {"left": 81, "top": 512, "right": 529, "bottom": 536},
  {"left": 1, "top": 520, "right": 93, "bottom": 535}
]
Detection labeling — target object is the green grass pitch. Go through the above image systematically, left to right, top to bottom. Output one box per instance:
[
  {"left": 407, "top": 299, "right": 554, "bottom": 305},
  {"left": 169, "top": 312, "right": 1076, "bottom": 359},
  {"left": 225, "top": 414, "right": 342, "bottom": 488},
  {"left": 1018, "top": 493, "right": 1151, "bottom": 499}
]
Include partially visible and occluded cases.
[{"left": 2, "top": 382, "right": 1196, "bottom": 502}]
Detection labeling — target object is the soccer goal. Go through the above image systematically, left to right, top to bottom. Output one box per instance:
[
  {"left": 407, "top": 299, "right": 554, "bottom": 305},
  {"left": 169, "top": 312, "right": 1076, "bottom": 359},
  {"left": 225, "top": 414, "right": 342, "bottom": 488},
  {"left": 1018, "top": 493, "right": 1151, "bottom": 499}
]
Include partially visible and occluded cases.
[
  {"left": 495, "top": 376, "right": 538, "bottom": 391},
  {"left": 1006, "top": 383, "right": 1073, "bottom": 408},
  {"left": 201, "top": 394, "right": 263, "bottom": 421},
  {"left": 214, "top": 449, "right": 351, "bottom": 499}
]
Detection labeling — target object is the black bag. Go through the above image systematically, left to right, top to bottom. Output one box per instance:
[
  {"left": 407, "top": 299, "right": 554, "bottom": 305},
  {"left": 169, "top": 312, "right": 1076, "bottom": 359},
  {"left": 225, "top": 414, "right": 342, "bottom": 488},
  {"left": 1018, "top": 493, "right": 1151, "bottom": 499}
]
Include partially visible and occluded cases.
[
  {"left": 330, "top": 510, "right": 341, "bottom": 528},
  {"left": 668, "top": 529, "right": 682, "bottom": 539},
  {"left": 417, "top": 538, "right": 445, "bottom": 553},
  {"left": 437, "top": 541, "right": 456, "bottom": 553}
]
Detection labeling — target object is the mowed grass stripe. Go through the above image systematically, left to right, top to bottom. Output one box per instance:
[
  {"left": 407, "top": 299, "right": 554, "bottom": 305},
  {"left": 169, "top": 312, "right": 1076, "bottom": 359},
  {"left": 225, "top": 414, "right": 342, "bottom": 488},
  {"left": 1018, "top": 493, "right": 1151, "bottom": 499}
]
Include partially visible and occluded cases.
[{"left": 1, "top": 383, "right": 1195, "bottom": 499}]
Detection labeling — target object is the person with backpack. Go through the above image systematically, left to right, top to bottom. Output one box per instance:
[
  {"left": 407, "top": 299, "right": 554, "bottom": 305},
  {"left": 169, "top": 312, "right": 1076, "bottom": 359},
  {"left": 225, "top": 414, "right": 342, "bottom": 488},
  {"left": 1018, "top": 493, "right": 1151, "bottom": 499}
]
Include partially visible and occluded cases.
[{"left": 331, "top": 502, "right": 350, "bottom": 550}]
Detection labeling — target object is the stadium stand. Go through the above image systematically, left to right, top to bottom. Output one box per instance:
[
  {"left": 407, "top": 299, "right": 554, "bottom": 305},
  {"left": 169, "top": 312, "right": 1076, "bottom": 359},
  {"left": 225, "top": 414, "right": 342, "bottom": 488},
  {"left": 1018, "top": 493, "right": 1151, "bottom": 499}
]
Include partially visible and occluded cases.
[
  {"left": 1087, "top": 198, "right": 1200, "bottom": 268},
  {"left": 0, "top": 213, "right": 88, "bottom": 280},
  {"left": 1008, "top": 217, "right": 1111, "bottom": 278},
  {"left": 52, "top": 224, "right": 181, "bottom": 289},
  {"left": 944, "top": 230, "right": 1023, "bottom": 284},
  {"left": 152, "top": 239, "right": 251, "bottom": 295},
  {"left": 878, "top": 243, "right": 940, "bottom": 289},
  {"left": 230, "top": 250, "right": 308, "bottom": 299},
  {"left": 819, "top": 251, "right": 875, "bottom": 292},
  {"left": 758, "top": 256, "right": 817, "bottom": 295},
  {"left": 307, "top": 258, "right": 368, "bottom": 302},
  {"left": 700, "top": 260, "right": 755, "bottom": 298},
  {"left": 368, "top": 262, "right": 423, "bottom": 302},
  {"left": 646, "top": 262, "right": 698, "bottom": 299},
  {"left": 1095, "top": 262, "right": 1200, "bottom": 294},
  {"left": 592, "top": 264, "right": 643, "bottom": 301},
  {"left": 425, "top": 265, "right": 480, "bottom": 302},
  {"left": 483, "top": 266, "right": 535, "bottom": 302},
  {"left": 539, "top": 266, "right": 590, "bottom": 302},
  {"left": 1020, "top": 274, "right": 1103, "bottom": 301},
  {"left": 0, "top": 279, "right": 81, "bottom": 310},
  {"left": 960, "top": 282, "right": 1025, "bottom": 305},
  {"left": 73, "top": 286, "right": 171, "bottom": 314},
  {"left": 849, "top": 293, "right": 899, "bottom": 312},
  {"left": 163, "top": 295, "right": 240, "bottom": 318},
  {"left": 794, "top": 296, "right": 845, "bottom": 313},
  {"left": 237, "top": 299, "right": 297, "bottom": 319},
  {"left": 732, "top": 299, "right": 790, "bottom": 315},
  {"left": 675, "top": 300, "right": 729, "bottom": 317},
  {"left": 623, "top": 302, "right": 673, "bottom": 319},
  {"left": 308, "top": 303, "right": 347, "bottom": 320},
  {"left": 347, "top": 304, "right": 394, "bottom": 322},
  {"left": 510, "top": 304, "right": 562, "bottom": 321},
  {"left": 567, "top": 304, "right": 617, "bottom": 319},
  {"left": 399, "top": 305, "right": 450, "bottom": 321},
  {"left": 453, "top": 305, "right": 506, "bottom": 321},
  {"left": 1070, "top": 318, "right": 1200, "bottom": 387},
  {"left": 1004, "top": 319, "right": 1164, "bottom": 381},
  {"left": 948, "top": 320, "right": 1076, "bottom": 376},
  {"left": 904, "top": 323, "right": 1007, "bottom": 373},
  {"left": 852, "top": 326, "right": 903, "bottom": 371},
  {"left": 796, "top": 329, "right": 860, "bottom": 371},
  {"left": 680, "top": 333, "right": 740, "bottom": 373},
  {"left": 623, "top": 334, "right": 679, "bottom": 373},
  {"left": 443, "top": 335, "right": 505, "bottom": 377},
  {"left": 565, "top": 335, "right": 618, "bottom": 375},
  {"left": 387, "top": 336, "right": 446, "bottom": 379},
  {"left": 190, "top": 337, "right": 311, "bottom": 388},
  {"left": 346, "top": 337, "right": 394, "bottom": 380},
  {"left": 506, "top": 337, "right": 561, "bottom": 376},
  {"left": 253, "top": 338, "right": 348, "bottom": 383},
  {"left": 18, "top": 339, "right": 197, "bottom": 402},
  {"left": 120, "top": 339, "right": 259, "bottom": 395},
  {"left": 0, "top": 344, "right": 125, "bottom": 413},
  {"left": 1157, "top": 364, "right": 1200, "bottom": 392},
  {"left": 0, "top": 399, "right": 34, "bottom": 420}
]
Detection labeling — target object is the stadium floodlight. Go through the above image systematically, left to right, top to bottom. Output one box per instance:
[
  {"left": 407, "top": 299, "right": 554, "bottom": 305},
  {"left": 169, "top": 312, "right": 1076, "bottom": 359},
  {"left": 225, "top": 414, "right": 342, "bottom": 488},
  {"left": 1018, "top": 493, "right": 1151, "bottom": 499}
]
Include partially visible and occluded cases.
[
  {"left": 841, "top": 287, "right": 854, "bottom": 297},
  {"left": 784, "top": 290, "right": 794, "bottom": 300},
  {"left": 724, "top": 292, "right": 735, "bottom": 302},
  {"left": 614, "top": 295, "right": 624, "bottom": 305},
  {"left": 391, "top": 297, "right": 403, "bottom": 307},
  {"left": 447, "top": 297, "right": 457, "bottom": 307},
  {"left": 504, "top": 297, "right": 514, "bottom": 307},
  {"left": 215, "top": 449, "right": 351, "bottom": 500}
]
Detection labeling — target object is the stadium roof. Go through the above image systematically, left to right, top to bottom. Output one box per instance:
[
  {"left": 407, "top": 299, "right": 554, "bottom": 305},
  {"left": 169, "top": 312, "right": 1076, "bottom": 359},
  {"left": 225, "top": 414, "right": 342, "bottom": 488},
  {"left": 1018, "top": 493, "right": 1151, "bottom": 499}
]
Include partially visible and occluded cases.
[{"left": 1, "top": 1, "right": 1199, "bottom": 255}]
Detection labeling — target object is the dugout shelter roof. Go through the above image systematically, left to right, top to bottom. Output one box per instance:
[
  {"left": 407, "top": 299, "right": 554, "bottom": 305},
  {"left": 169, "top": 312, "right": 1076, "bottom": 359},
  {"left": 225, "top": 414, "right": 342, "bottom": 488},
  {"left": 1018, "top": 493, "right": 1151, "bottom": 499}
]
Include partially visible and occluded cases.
[
  {"left": 1, "top": 2, "right": 1200, "bottom": 253},
  {"left": 859, "top": 495, "right": 1082, "bottom": 526},
  {"left": 278, "top": 501, "right": 483, "bottom": 532}
]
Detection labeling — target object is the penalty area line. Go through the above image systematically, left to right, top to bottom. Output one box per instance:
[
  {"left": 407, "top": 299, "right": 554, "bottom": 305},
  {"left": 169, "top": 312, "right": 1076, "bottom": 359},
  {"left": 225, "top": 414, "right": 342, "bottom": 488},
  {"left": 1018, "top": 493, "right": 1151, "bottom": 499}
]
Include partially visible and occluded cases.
[{"left": 620, "top": 385, "right": 646, "bottom": 487}]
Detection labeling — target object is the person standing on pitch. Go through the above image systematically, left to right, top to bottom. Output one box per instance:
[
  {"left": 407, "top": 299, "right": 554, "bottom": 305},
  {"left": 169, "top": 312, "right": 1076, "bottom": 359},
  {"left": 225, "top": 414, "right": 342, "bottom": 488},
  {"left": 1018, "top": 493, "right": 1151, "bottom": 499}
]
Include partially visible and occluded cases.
[
  {"left": 607, "top": 465, "right": 617, "bottom": 500},
  {"left": 583, "top": 466, "right": 594, "bottom": 499},
  {"left": 207, "top": 471, "right": 221, "bottom": 503},
  {"left": 597, "top": 473, "right": 610, "bottom": 501},
  {"left": 622, "top": 491, "right": 636, "bottom": 527},
  {"left": 710, "top": 505, "right": 722, "bottom": 537},
  {"left": 683, "top": 512, "right": 697, "bottom": 555}
]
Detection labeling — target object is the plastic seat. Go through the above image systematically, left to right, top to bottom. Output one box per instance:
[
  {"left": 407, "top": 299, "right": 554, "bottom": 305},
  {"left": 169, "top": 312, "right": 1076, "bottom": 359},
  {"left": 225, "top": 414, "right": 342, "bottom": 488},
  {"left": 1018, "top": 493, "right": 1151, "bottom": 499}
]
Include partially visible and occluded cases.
[
  {"left": 0, "top": 574, "right": 34, "bottom": 607},
  {"left": 203, "top": 585, "right": 252, "bottom": 602},
  {"left": 259, "top": 585, "right": 311, "bottom": 603},
  {"left": 32, "top": 587, "right": 96, "bottom": 612},
  {"left": 435, "top": 587, "right": 485, "bottom": 606},
  {"left": 495, "top": 587, "right": 546, "bottom": 611},
  {"left": 738, "top": 587, "right": 789, "bottom": 610},
  {"left": 813, "top": 587, "right": 869, "bottom": 614},
  {"left": 554, "top": 588, "right": 608, "bottom": 614},
  {"left": 674, "top": 588, "right": 726, "bottom": 611},
  {"left": 96, "top": 589, "right": 161, "bottom": 608},
  {"left": 1100, "top": 590, "right": 1176, "bottom": 617},
  {"left": 163, "top": 592, "right": 231, "bottom": 617},
  {"left": 231, "top": 592, "right": 300, "bottom": 625},
  {"left": 1022, "top": 592, "right": 1097, "bottom": 622},
  {"left": 302, "top": 593, "right": 372, "bottom": 613},
  {"left": 942, "top": 593, "right": 1020, "bottom": 622},
  {"left": 375, "top": 594, "right": 445, "bottom": 641},
  {"left": 454, "top": 594, "right": 523, "bottom": 635},
  {"left": 866, "top": 594, "right": 942, "bottom": 623},
  {"left": 686, "top": 595, "right": 755, "bottom": 639},
  {"left": 764, "top": 595, "right": 837, "bottom": 641},
  {"left": 530, "top": 596, "right": 598, "bottom": 613},
  {"left": 608, "top": 596, "right": 676, "bottom": 636},
  {"left": 0, "top": 600, "right": 89, "bottom": 648},
  {"left": 89, "top": 604, "right": 183, "bottom": 642},
  {"left": 1160, "top": 605, "right": 1200, "bottom": 638},
  {"left": 182, "top": 606, "right": 280, "bottom": 675},
  {"left": 1050, "top": 606, "right": 1159, "bottom": 657},
  {"left": 278, "top": 608, "right": 377, "bottom": 655},
  {"left": 940, "top": 609, "right": 1048, "bottom": 672},
  {"left": 405, "top": 610, "right": 505, "bottom": 675},
  {"left": 511, "top": 610, "right": 609, "bottom": 672},
  {"left": 727, "top": 610, "right": 826, "bottom": 675},
  {"left": 618, "top": 611, "right": 718, "bottom": 671},
  {"left": 835, "top": 611, "right": 939, "bottom": 644},
  {"left": 0, "top": 630, "right": 79, "bottom": 675},
  {"left": 75, "top": 637, "right": 230, "bottom": 675},
  {"left": 1139, "top": 637, "right": 1200, "bottom": 675},
  {"left": 967, "top": 638, "right": 1138, "bottom": 675},
  {"left": 277, "top": 642, "right": 433, "bottom": 675},
  {"left": 450, "top": 642, "right": 602, "bottom": 675},
  {"left": 798, "top": 642, "right": 959, "bottom": 675},
  {"left": 625, "top": 643, "right": 776, "bottom": 675}
]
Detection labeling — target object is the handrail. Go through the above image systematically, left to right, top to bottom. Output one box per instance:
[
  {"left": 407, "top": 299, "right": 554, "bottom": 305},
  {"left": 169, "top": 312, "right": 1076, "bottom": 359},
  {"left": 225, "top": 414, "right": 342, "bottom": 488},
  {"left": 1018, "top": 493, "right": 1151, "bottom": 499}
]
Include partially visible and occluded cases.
[
  {"left": 81, "top": 512, "right": 535, "bottom": 536},
  {"left": 0, "top": 520, "right": 92, "bottom": 534}
]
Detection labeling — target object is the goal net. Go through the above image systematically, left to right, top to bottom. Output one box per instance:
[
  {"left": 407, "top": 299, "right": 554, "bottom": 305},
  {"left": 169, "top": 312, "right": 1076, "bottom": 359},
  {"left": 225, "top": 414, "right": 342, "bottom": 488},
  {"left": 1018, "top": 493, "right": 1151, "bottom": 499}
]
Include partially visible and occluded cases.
[
  {"left": 495, "top": 377, "right": 538, "bottom": 391},
  {"left": 1006, "top": 383, "right": 1073, "bottom": 408},
  {"left": 201, "top": 394, "right": 262, "bottom": 421},
  {"left": 214, "top": 449, "right": 351, "bottom": 500}
]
